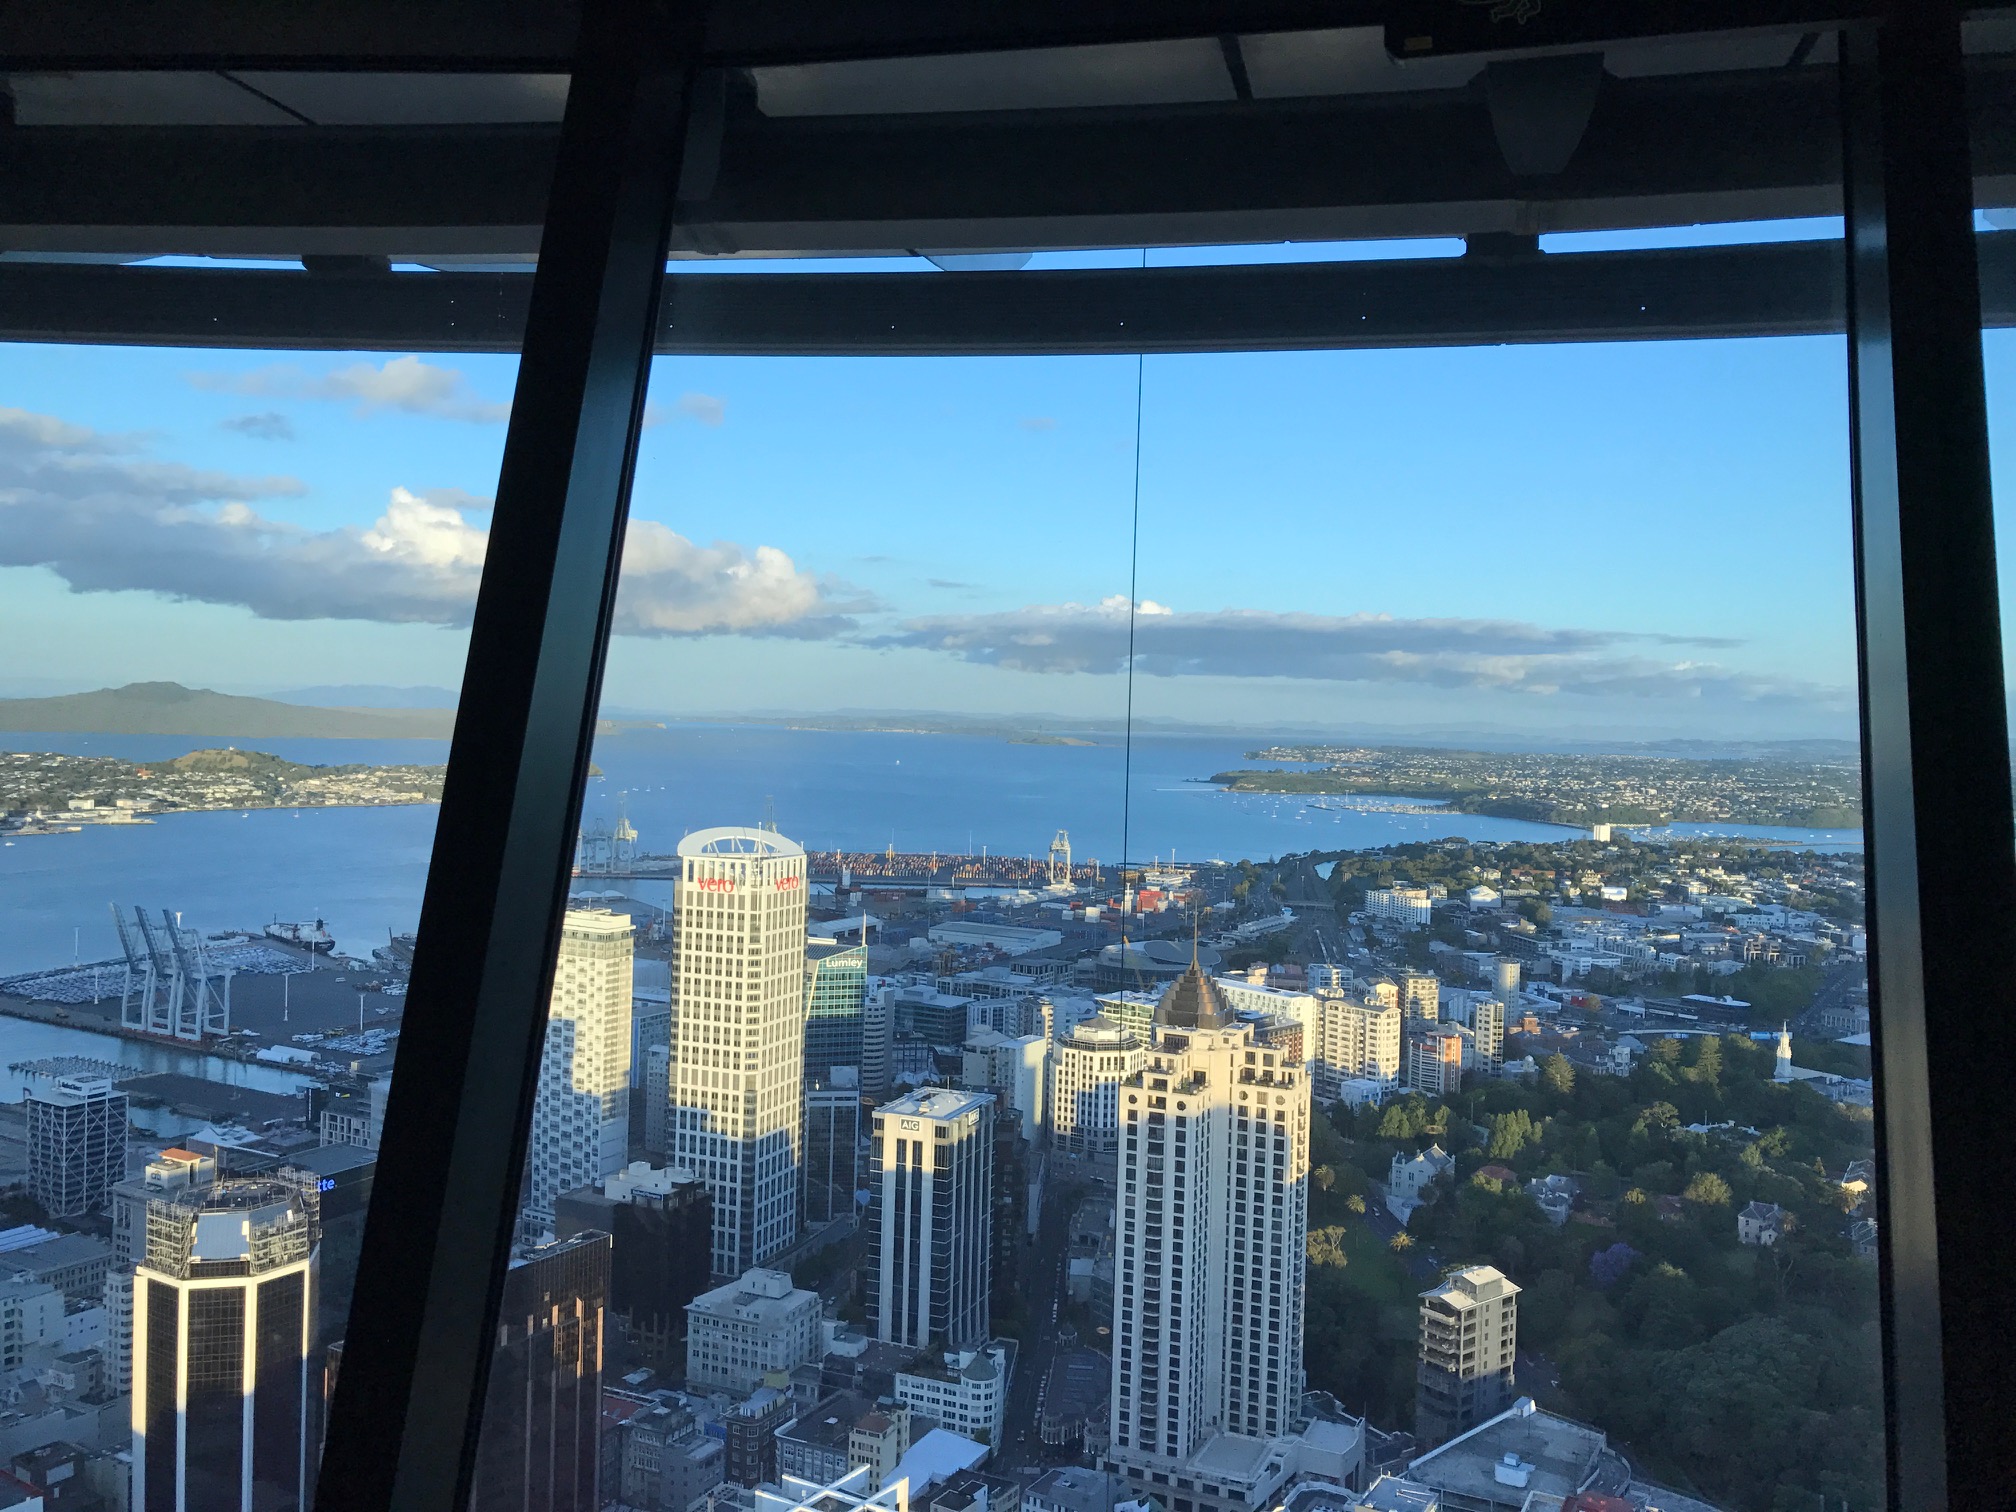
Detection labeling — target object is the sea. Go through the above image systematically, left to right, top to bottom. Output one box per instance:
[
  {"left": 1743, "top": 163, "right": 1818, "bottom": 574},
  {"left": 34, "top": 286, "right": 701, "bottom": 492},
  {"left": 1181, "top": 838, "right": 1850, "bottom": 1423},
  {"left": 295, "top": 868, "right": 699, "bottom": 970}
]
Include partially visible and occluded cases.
[{"left": 0, "top": 724, "right": 1863, "bottom": 989}]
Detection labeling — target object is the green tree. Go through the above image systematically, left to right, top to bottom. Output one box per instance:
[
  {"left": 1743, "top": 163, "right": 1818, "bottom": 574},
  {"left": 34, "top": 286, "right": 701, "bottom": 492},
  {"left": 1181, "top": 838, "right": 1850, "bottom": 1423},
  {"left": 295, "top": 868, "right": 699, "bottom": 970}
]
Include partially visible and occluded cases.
[
  {"left": 1540, "top": 1054, "right": 1577, "bottom": 1097},
  {"left": 1683, "top": 1170, "right": 1733, "bottom": 1207},
  {"left": 1307, "top": 1226, "right": 1351, "bottom": 1268},
  {"left": 1389, "top": 1231, "right": 1415, "bottom": 1254}
]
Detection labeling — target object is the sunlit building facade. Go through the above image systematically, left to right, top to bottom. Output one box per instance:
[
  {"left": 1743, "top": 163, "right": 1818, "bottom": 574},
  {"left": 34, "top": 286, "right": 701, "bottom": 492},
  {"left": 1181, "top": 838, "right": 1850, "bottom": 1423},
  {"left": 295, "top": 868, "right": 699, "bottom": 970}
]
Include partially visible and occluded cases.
[
  {"left": 672, "top": 828, "right": 808, "bottom": 1276},
  {"left": 525, "top": 908, "right": 636, "bottom": 1238},
  {"left": 1108, "top": 963, "right": 1308, "bottom": 1474}
]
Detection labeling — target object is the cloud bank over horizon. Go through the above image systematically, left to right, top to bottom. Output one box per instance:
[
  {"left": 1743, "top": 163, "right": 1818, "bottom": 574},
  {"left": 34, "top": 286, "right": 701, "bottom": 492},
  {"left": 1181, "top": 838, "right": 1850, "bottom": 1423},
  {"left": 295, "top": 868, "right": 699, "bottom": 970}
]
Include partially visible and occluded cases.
[
  {"left": 0, "top": 401, "right": 1846, "bottom": 715},
  {"left": 0, "top": 406, "right": 842, "bottom": 638},
  {"left": 871, "top": 596, "right": 1843, "bottom": 707}
]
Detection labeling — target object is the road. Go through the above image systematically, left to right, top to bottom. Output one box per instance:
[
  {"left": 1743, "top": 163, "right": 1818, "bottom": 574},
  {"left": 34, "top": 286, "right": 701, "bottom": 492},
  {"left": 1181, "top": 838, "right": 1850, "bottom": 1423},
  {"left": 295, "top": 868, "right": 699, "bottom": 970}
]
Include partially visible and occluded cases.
[
  {"left": 1795, "top": 960, "right": 1864, "bottom": 1038},
  {"left": 1001, "top": 1159, "right": 1091, "bottom": 1467},
  {"left": 1360, "top": 1189, "right": 1440, "bottom": 1281}
]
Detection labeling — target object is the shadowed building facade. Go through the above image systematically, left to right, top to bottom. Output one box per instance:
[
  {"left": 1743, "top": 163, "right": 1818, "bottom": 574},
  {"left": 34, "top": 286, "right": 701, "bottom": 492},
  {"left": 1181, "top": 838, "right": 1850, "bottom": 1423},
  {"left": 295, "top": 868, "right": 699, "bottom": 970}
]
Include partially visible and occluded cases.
[{"left": 470, "top": 1230, "right": 612, "bottom": 1512}]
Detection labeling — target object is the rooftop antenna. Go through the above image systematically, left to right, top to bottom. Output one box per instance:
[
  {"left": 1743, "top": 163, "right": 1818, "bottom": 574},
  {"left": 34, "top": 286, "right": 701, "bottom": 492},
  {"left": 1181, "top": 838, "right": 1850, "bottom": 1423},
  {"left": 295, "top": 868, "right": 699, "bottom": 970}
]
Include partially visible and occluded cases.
[{"left": 762, "top": 795, "right": 778, "bottom": 833}]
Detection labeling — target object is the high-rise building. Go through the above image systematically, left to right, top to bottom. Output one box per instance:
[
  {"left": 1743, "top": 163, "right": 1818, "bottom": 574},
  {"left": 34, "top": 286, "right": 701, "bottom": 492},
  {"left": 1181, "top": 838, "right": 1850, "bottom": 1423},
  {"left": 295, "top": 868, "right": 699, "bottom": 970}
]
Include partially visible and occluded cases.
[
  {"left": 671, "top": 828, "right": 808, "bottom": 1276},
  {"left": 525, "top": 909, "right": 636, "bottom": 1238},
  {"left": 805, "top": 937, "right": 869, "bottom": 1083},
  {"left": 1492, "top": 957, "right": 1521, "bottom": 1002},
  {"left": 1107, "top": 961, "right": 1308, "bottom": 1480},
  {"left": 1396, "top": 970, "right": 1440, "bottom": 1025},
  {"left": 861, "top": 984, "right": 895, "bottom": 1102},
  {"left": 1317, "top": 995, "right": 1403, "bottom": 1096},
  {"left": 1472, "top": 1000, "right": 1505, "bottom": 1069},
  {"left": 1048, "top": 1016, "right": 1143, "bottom": 1158},
  {"left": 961, "top": 1028, "right": 1048, "bottom": 1143},
  {"left": 1406, "top": 1029, "right": 1465, "bottom": 1098},
  {"left": 643, "top": 1043, "right": 672, "bottom": 1156},
  {"left": 25, "top": 1072, "right": 126, "bottom": 1218},
  {"left": 804, "top": 1073, "right": 863, "bottom": 1226},
  {"left": 866, "top": 1088, "right": 994, "bottom": 1350},
  {"left": 106, "top": 1147, "right": 214, "bottom": 1398},
  {"left": 553, "top": 1161, "right": 712, "bottom": 1374},
  {"left": 132, "top": 1171, "right": 320, "bottom": 1512},
  {"left": 470, "top": 1231, "right": 611, "bottom": 1512},
  {"left": 1416, "top": 1265, "right": 1520, "bottom": 1446}
]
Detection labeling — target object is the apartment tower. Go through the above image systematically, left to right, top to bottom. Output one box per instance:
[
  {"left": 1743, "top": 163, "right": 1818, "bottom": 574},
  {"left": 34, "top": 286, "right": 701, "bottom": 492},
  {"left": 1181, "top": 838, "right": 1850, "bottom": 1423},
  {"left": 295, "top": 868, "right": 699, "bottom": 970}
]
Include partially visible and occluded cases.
[
  {"left": 671, "top": 828, "right": 808, "bottom": 1276},
  {"left": 524, "top": 909, "right": 636, "bottom": 1238},
  {"left": 1107, "top": 960, "right": 1308, "bottom": 1484},
  {"left": 1396, "top": 969, "right": 1440, "bottom": 1024},
  {"left": 867, "top": 1088, "right": 995, "bottom": 1349},
  {"left": 132, "top": 1172, "right": 320, "bottom": 1512},
  {"left": 1416, "top": 1264, "right": 1520, "bottom": 1446}
]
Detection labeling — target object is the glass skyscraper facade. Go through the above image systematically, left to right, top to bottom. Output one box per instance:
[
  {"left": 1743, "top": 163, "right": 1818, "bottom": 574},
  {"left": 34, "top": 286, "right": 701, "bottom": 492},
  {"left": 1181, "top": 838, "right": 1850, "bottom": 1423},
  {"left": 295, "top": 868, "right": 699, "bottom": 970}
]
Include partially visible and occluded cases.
[{"left": 804, "top": 938, "right": 868, "bottom": 1084}]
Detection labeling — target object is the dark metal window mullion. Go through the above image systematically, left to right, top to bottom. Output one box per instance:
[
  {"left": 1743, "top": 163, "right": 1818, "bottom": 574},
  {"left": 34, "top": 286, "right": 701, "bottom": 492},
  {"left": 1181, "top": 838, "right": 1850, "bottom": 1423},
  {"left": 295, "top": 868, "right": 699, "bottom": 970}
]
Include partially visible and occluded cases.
[
  {"left": 312, "top": 4, "right": 700, "bottom": 1511},
  {"left": 1842, "top": 9, "right": 2016, "bottom": 1508}
]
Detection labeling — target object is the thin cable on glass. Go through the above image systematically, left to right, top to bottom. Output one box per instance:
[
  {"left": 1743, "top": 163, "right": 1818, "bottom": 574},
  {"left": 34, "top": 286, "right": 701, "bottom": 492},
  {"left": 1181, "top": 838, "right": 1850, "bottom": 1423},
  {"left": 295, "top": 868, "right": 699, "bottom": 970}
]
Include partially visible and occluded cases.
[{"left": 1119, "top": 249, "right": 1147, "bottom": 972}]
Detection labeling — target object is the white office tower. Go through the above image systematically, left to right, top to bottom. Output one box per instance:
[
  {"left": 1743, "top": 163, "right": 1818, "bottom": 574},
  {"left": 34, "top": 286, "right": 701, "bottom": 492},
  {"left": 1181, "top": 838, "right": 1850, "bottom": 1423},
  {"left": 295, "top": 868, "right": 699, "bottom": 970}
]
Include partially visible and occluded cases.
[
  {"left": 672, "top": 828, "right": 808, "bottom": 1277},
  {"left": 525, "top": 908, "right": 636, "bottom": 1238},
  {"left": 1492, "top": 957, "right": 1521, "bottom": 1002},
  {"left": 1108, "top": 960, "right": 1308, "bottom": 1497},
  {"left": 24, "top": 1070, "right": 126, "bottom": 1217},
  {"left": 867, "top": 1088, "right": 994, "bottom": 1349},
  {"left": 132, "top": 1171, "right": 319, "bottom": 1512}
]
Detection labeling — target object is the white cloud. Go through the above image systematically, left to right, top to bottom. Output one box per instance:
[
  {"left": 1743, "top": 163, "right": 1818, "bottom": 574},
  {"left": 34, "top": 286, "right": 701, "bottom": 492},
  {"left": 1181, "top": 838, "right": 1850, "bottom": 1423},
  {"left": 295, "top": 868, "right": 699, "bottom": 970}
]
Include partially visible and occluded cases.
[
  {"left": 190, "top": 356, "right": 512, "bottom": 423},
  {"left": 642, "top": 391, "right": 728, "bottom": 429},
  {"left": 0, "top": 407, "right": 846, "bottom": 636},
  {"left": 617, "top": 522, "right": 845, "bottom": 637},
  {"left": 870, "top": 599, "right": 1837, "bottom": 706}
]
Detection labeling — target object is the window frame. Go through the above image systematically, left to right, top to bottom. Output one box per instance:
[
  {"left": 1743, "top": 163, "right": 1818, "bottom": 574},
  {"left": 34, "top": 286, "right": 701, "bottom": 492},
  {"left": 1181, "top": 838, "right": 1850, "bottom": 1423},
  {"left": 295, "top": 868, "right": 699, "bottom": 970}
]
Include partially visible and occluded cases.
[{"left": 5, "top": 4, "right": 2003, "bottom": 1509}]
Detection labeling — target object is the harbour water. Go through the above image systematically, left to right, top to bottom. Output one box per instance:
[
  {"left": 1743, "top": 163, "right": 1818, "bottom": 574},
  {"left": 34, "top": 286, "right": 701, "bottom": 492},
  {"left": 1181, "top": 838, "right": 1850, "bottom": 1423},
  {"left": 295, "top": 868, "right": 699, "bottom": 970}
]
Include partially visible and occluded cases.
[
  {"left": 0, "top": 725, "right": 1862, "bottom": 981},
  {"left": 0, "top": 1015, "right": 316, "bottom": 1102}
]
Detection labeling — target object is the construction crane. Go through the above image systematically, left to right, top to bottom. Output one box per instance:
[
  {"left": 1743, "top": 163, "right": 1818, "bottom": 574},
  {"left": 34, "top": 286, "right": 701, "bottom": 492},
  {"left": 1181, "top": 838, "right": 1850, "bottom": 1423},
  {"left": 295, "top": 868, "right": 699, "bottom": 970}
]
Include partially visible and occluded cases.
[{"left": 1048, "top": 829, "right": 1072, "bottom": 888}]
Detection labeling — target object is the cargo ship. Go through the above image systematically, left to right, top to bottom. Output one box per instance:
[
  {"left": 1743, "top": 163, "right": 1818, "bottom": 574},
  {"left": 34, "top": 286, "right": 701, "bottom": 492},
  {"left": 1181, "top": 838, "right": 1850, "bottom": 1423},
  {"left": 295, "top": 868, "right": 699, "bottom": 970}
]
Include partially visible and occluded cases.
[{"left": 264, "top": 919, "right": 335, "bottom": 954}]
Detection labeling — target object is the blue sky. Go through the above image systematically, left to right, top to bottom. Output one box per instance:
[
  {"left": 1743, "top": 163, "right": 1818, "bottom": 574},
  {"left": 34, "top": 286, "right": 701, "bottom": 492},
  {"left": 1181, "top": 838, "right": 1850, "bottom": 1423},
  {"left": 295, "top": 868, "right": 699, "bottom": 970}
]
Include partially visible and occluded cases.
[{"left": 2, "top": 315, "right": 2008, "bottom": 742}]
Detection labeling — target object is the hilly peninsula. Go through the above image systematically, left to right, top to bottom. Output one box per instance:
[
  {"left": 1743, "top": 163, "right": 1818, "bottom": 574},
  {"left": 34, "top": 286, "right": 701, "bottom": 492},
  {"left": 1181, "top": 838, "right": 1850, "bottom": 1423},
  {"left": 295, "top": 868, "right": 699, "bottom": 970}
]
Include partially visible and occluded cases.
[{"left": 0, "top": 683, "right": 457, "bottom": 740}]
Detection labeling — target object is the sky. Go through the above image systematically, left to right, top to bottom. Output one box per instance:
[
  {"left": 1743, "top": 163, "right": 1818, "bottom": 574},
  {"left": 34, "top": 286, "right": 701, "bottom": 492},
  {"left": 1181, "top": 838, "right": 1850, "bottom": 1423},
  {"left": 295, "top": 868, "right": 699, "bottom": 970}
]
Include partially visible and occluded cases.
[{"left": 3, "top": 265, "right": 2013, "bottom": 744}]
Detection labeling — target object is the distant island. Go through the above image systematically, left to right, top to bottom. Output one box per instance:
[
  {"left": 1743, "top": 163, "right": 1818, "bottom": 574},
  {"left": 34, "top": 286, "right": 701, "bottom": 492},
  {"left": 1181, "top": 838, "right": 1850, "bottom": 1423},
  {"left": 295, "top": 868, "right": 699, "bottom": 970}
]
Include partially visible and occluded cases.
[
  {"left": 0, "top": 682, "right": 457, "bottom": 740},
  {"left": 1010, "top": 735, "right": 1099, "bottom": 747},
  {"left": 1212, "top": 743, "right": 1864, "bottom": 830},
  {"left": 1, "top": 748, "right": 445, "bottom": 831}
]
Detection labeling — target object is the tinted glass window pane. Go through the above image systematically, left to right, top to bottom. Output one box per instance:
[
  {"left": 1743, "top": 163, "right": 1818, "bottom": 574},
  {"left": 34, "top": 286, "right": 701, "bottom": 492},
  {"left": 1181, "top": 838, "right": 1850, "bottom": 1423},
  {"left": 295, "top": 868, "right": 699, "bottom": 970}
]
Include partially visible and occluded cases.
[{"left": 0, "top": 69, "right": 557, "bottom": 1512}]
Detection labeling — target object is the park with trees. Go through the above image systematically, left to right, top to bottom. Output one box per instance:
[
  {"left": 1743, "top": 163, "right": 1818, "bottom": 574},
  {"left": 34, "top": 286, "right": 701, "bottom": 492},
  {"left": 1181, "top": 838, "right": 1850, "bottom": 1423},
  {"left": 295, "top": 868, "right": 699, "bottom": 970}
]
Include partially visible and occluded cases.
[{"left": 1299, "top": 1031, "right": 1881, "bottom": 1512}]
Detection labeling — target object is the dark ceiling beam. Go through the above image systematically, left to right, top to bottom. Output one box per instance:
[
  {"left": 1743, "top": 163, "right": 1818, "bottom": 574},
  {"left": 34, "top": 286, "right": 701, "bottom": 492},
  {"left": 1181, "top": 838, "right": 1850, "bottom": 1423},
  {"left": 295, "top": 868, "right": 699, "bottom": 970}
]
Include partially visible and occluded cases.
[
  {"left": 0, "top": 1, "right": 1868, "bottom": 72},
  {"left": 1, "top": 61, "right": 1977, "bottom": 256},
  {"left": 689, "top": 63, "right": 1854, "bottom": 252},
  {"left": 13, "top": 234, "right": 2016, "bottom": 356}
]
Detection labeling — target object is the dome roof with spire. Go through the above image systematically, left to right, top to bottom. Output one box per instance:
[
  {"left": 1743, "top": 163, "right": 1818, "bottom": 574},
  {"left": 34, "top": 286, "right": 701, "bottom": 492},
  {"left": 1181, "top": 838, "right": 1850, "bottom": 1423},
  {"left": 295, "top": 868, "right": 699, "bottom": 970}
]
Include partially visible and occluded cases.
[{"left": 1156, "top": 958, "right": 1227, "bottom": 1030}]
